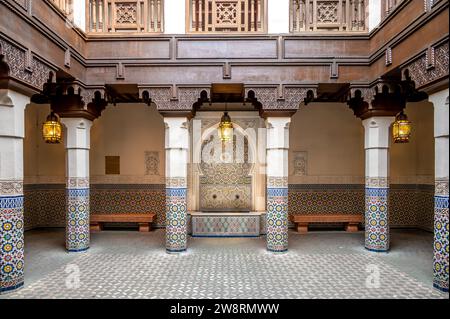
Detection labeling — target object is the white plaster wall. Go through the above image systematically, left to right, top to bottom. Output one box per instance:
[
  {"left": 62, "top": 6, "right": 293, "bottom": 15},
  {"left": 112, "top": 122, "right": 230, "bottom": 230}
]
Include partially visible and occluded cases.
[
  {"left": 164, "top": 0, "right": 186, "bottom": 34},
  {"left": 268, "top": 0, "right": 290, "bottom": 34},
  {"left": 23, "top": 101, "right": 435, "bottom": 186}
]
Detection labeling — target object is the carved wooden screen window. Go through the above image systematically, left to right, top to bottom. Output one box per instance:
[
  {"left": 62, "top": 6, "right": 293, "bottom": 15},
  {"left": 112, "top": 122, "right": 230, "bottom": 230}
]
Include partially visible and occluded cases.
[
  {"left": 50, "top": 0, "right": 73, "bottom": 15},
  {"left": 88, "top": 0, "right": 163, "bottom": 33},
  {"left": 188, "top": 0, "right": 266, "bottom": 33},
  {"left": 290, "top": 0, "right": 367, "bottom": 32}
]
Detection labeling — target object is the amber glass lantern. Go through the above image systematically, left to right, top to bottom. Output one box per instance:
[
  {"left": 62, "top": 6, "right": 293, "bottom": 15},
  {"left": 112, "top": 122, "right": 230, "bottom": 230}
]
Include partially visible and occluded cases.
[
  {"left": 42, "top": 112, "right": 62, "bottom": 144},
  {"left": 218, "top": 112, "right": 233, "bottom": 142},
  {"left": 393, "top": 112, "right": 412, "bottom": 143}
]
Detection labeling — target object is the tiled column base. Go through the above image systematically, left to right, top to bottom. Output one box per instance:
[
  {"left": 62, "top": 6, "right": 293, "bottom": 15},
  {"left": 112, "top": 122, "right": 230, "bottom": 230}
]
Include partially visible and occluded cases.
[
  {"left": 0, "top": 182, "right": 25, "bottom": 294},
  {"left": 433, "top": 185, "right": 449, "bottom": 292},
  {"left": 66, "top": 187, "right": 90, "bottom": 252},
  {"left": 267, "top": 187, "right": 288, "bottom": 253},
  {"left": 365, "top": 187, "right": 389, "bottom": 252},
  {"left": 166, "top": 188, "right": 188, "bottom": 253}
]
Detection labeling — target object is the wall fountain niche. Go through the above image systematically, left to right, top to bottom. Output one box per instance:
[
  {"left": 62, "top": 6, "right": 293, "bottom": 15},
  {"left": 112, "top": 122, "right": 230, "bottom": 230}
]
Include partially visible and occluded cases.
[{"left": 199, "top": 130, "right": 253, "bottom": 212}]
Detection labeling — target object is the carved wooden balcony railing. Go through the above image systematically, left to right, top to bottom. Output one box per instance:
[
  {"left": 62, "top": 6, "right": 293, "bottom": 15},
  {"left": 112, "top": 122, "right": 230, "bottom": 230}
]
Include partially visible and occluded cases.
[
  {"left": 50, "top": 0, "right": 73, "bottom": 15},
  {"left": 88, "top": 0, "right": 164, "bottom": 33},
  {"left": 188, "top": 0, "right": 266, "bottom": 33},
  {"left": 290, "top": 0, "right": 367, "bottom": 32},
  {"left": 381, "top": 0, "right": 401, "bottom": 19}
]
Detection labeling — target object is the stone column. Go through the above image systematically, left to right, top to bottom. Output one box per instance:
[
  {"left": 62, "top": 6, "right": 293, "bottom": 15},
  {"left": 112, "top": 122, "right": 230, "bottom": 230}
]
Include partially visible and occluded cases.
[
  {"left": 0, "top": 89, "right": 28, "bottom": 294},
  {"left": 430, "top": 90, "right": 449, "bottom": 292},
  {"left": 362, "top": 116, "right": 395, "bottom": 252},
  {"left": 165, "top": 117, "right": 189, "bottom": 253},
  {"left": 266, "top": 117, "right": 290, "bottom": 253},
  {"left": 61, "top": 118, "right": 92, "bottom": 252}
]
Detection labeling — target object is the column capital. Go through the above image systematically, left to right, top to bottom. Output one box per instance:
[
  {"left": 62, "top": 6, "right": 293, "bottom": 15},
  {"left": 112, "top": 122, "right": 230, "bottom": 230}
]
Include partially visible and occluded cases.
[
  {"left": 0, "top": 89, "right": 29, "bottom": 139},
  {"left": 429, "top": 89, "right": 449, "bottom": 139},
  {"left": 362, "top": 116, "right": 395, "bottom": 150},
  {"left": 61, "top": 117, "right": 93, "bottom": 151}
]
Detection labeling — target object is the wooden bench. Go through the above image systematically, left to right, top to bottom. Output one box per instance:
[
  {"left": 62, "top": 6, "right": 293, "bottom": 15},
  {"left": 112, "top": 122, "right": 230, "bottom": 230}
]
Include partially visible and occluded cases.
[
  {"left": 90, "top": 213, "right": 156, "bottom": 232},
  {"left": 289, "top": 214, "right": 363, "bottom": 234}
]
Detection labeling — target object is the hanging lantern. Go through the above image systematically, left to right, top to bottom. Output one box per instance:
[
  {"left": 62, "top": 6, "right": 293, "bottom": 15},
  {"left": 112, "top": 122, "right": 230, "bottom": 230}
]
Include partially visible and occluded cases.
[
  {"left": 393, "top": 111, "right": 412, "bottom": 143},
  {"left": 42, "top": 112, "right": 62, "bottom": 144},
  {"left": 218, "top": 112, "right": 233, "bottom": 142}
]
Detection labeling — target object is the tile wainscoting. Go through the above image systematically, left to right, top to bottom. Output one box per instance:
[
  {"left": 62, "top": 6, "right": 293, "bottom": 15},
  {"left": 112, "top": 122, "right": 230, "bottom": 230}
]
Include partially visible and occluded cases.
[
  {"left": 23, "top": 184, "right": 434, "bottom": 232},
  {"left": 289, "top": 184, "right": 434, "bottom": 232}
]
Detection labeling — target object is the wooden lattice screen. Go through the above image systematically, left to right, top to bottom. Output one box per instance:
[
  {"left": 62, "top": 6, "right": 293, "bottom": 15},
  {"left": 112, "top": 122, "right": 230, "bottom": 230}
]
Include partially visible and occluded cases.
[
  {"left": 50, "top": 0, "right": 73, "bottom": 15},
  {"left": 88, "top": 0, "right": 163, "bottom": 33},
  {"left": 188, "top": 0, "right": 266, "bottom": 33},
  {"left": 290, "top": 0, "right": 367, "bottom": 32}
]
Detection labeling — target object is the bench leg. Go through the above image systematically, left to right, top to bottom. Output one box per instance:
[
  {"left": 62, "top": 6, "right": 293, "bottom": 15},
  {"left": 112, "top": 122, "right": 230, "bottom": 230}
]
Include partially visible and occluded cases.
[
  {"left": 91, "top": 222, "right": 102, "bottom": 232},
  {"left": 139, "top": 223, "right": 150, "bottom": 232},
  {"left": 297, "top": 223, "right": 309, "bottom": 234},
  {"left": 345, "top": 223, "right": 359, "bottom": 232}
]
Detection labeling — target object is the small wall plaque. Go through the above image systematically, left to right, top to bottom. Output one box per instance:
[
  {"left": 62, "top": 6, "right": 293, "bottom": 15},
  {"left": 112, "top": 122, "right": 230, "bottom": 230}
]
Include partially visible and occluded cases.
[{"left": 105, "top": 156, "right": 120, "bottom": 175}]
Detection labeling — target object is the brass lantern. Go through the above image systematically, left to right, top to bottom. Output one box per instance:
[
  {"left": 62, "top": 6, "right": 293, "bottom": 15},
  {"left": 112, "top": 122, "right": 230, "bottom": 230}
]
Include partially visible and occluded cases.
[
  {"left": 393, "top": 111, "right": 412, "bottom": 143},
  {"left": 42, "top": 112, "right": 62, "bottom": 144},
  {"left": 218, "top": 112, "right": 233, "bottom": 142}
]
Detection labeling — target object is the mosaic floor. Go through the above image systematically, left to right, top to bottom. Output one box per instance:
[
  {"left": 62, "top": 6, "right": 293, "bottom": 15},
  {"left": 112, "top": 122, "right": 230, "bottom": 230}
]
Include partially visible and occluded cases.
[{"left": 1, "top": 228, "right": 448, "bottom": 299}]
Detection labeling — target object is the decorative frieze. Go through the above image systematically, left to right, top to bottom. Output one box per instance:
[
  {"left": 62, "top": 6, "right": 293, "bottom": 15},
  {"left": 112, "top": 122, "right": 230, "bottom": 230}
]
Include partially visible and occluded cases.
[
  {"left": 0, "top": 38, "right": 54, "bottom": 91},
  {"left": 403, "top": 41, "right": 449, "bottom": 89},
  {"left": 149, "top": 87, "right": 210, "bottom": 111},
  {"left": 246, "top": 87, "right": 316, "bottom": 110},
  {"left": 166, "top": 177, "right": 187, "bottom": 188},
  {"left": 267, "top": 177, "right": 289, "bottom": 188},
  {"left": 366, "top": 177, "right": 389, "bottom": 189},
  {"left": 67, "top": 178, "right": 90, "bottom": 189},
  {"left": 435, "top": 180, "right": 449, "bottom": 196},
  {"left": 0, "top": 181, "right": 24, "bottom": 196}
]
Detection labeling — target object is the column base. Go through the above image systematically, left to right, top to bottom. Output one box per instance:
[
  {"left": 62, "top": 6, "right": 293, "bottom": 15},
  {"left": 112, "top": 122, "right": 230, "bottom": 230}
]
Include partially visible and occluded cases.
[
  {"left": 365, "top": 246, "right": 389, "bottom": 253},
  {"left": 67, "top": 247, "right": 90, "bottom": 253},
  {"left": 166, "top": 248, "right": 187, "bottom": 254},
  {"left": 267, "top": 248, "right": 288, "bottom": 253},
  {"left": 0, "top": 281, "right": 24, "bottom": 295},
  {"left": 433, "top": 282, "right": 449, "bottom": 293}
]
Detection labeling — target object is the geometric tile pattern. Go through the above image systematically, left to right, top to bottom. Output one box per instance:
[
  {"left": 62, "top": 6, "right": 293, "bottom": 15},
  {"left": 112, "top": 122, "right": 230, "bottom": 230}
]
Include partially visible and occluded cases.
[
  {"left": 0, "top": 179, "right": 25, "bottom": 294},
  {"left": 22, "top": 184, "right": 434, "bottom": 233},
  {"left": 289, "top": 184, "right": 434, "bottom": 231},
  {"left": 90, "top": 185, "right": 166, "bottom": 226},
  {"left": 289, "top": 185, "right": 364, "bottom": 215},
  {"left": 267, "top": 187, "right": 288, "bottom": 252},
  {"left": 365, "top": 187, "right": 390, "bottom": 252},
  {"left": 66, "top": 188, "right": 90, "bottom": 252},
  {"left": 166, "top": 188, "right": 188, "bottom": 253},
  {"left": 0, "top": 194, "right": 25, "bottom": 294},
  {"left": 433, "top": 194, "right": 449, "bottom": 292},
  {"left": 191, "top": 215, "right": 260, "bottom": 237},
  {"left": 1, "top": 230, "right": 448, "bottom": 299}
]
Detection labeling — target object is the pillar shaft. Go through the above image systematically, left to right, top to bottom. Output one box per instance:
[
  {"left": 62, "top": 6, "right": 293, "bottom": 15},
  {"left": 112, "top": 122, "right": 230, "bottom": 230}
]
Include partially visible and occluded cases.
[
  {"left": 0, "top": 89, "right": 28, "bottom": 294},
  {"left": 430, "top": 90, "right": 449, "bottom": 292},
  {"left": 363, "top": 116, "right": 394, "bottom": 252},
  {"left": 266, "top": 117, "right": 290, "bottom": 253},
  {"left": 61, "top": 118, "right": 92, "bottom": 252},
  {"left": 165, "top": 118, "right": 189, "bottom": 253}
]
